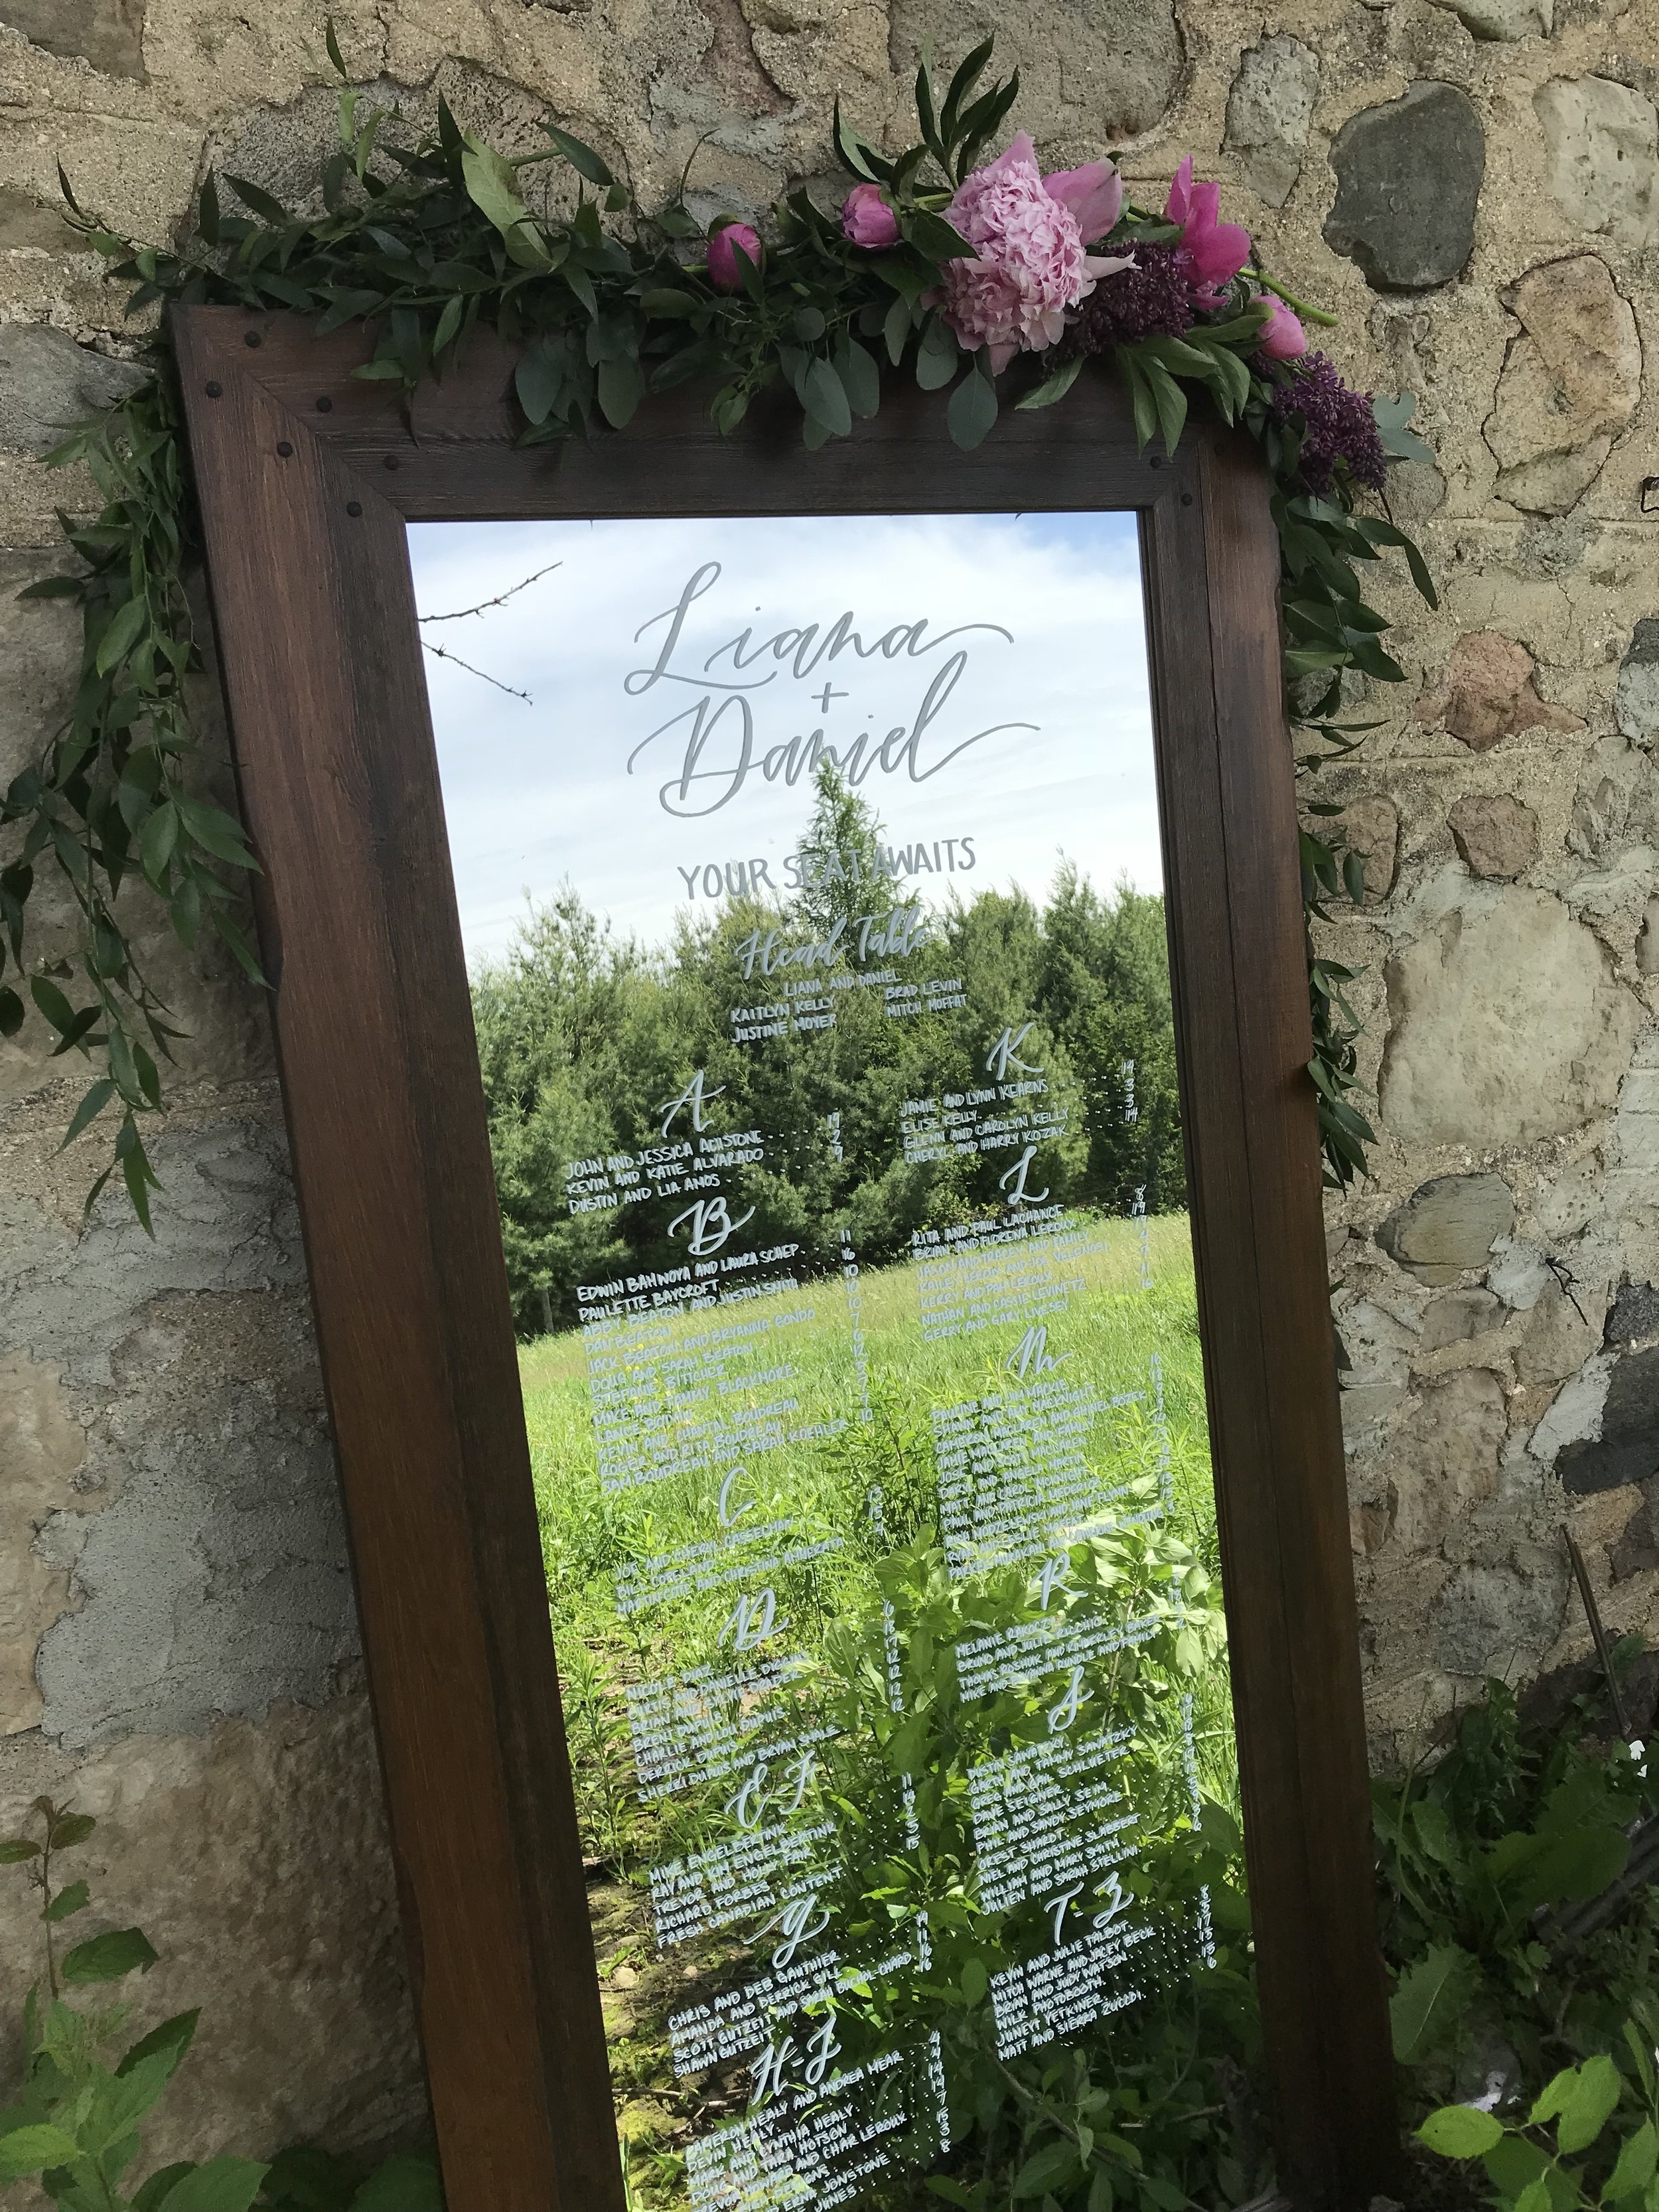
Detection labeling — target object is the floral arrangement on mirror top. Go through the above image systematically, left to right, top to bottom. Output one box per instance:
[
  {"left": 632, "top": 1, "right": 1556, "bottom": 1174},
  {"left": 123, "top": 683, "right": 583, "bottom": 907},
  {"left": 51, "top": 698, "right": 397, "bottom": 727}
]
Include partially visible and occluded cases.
[{"left": 7, "top": 29, "right": 1434, "bottom": 1221}]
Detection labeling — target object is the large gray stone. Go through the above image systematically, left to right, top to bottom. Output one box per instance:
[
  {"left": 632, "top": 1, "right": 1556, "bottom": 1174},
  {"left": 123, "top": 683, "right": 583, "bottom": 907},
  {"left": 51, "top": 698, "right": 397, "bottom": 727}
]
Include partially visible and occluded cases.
[
  {"left": 0, "top": 0, "right": 144, "bottom": 78},
  {"left": 889, "top": 0, "right": 1182, "bottom": 143},
  {"left": 1431, "top": 0, "right": 1550, "bottom": 32},
  {"left": 1224, "top": 33, "right": 1319, "bottom": 209},
  {"left": 1536, "top": 76, "right": 1658, "bottom": 249},
  {"left": 1323, "top": 82, "right": 1485, "bottom": 293},
  {"left": 1483, "top": 256, "right": 1642, "bottom": 516},
  {"left": 0, "top": 325, "right": 151, "bottom": 457},
  {"left": 1618, "top": 621, "right": 1659, "bottom": 747},
  {"left": 1379, "top": 884, "right": 1644, "bottom": 1148},
  {"left": 1377, "top": 1172, "right": 1516, "bottom": 1286},
  {"left": 1419, "top": 1287, "right": 1507, "bottom": 1349},
  {"left": 1559, "top": 1347, "right": 1659, "bottom": 1493}
]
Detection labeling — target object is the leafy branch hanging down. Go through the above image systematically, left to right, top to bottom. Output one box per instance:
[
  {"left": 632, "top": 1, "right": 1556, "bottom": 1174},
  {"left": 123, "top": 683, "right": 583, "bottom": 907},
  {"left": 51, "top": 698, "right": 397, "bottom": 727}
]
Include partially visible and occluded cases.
[
  {"left": 4, "top": 26, "right": 1435, "bottom": 1218},
  {"left": 4, "top": 371, "right": 260, "bottom": 1228}
]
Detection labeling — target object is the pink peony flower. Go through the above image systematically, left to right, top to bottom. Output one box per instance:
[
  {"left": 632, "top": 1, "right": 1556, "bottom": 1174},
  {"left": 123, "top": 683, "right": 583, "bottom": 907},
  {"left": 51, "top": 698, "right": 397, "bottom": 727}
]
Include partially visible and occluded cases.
[
  {"left": 936, "top": 133, "right": 1133, "bottom": 371},
  {"left": 1164, "top": 157, "right": 1252, "bottom": 303},
  {"left": 1042, "top": 159, "right": 1123, "bottom": 246},
  {"left": 841, "top": 182, "right": 901, "bottom": 249},
  {"left": 706, "top": 222, "right": 763, "bottom": 291},
  {"left": 1252, "top": 292, "right": 1307, "bottom": 360}
]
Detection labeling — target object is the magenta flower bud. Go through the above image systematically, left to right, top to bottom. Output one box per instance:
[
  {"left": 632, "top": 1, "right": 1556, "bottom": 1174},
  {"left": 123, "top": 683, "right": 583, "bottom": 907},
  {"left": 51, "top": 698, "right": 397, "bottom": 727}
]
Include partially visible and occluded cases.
[
  {"left": 1164, "top": 156, "right": 1252, "bottom": 304},
  {"left": 841, "top": 182, "right": 901, "bottom": 249},
  {"left": 706, "top": 222, "right": 762, "bottom": 291},
  {"left": 1253, "top": 292, "right": 1307, "bottom": 360}
]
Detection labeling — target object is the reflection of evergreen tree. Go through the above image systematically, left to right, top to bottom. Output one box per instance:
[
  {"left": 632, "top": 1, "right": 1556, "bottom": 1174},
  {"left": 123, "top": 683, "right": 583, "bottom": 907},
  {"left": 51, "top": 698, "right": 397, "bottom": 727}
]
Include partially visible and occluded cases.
[
  {"left": 792, "top": 759, "right": 887, "bottom": 935},
  {"left": 472, "top": 773, "right": 1187, "bottom": 1335}
]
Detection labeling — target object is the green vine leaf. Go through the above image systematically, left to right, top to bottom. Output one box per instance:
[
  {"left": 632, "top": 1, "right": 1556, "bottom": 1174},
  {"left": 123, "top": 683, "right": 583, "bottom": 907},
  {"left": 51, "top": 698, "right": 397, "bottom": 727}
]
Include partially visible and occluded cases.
[
  {"left": 541, "top": 121, "right": 614, "bottom": 188},
  {"left": 460, "top": 139, "right": 531, "bottom": 238},
  {"left": 94, "top": 595, "right": 148, "bottom": 676}
]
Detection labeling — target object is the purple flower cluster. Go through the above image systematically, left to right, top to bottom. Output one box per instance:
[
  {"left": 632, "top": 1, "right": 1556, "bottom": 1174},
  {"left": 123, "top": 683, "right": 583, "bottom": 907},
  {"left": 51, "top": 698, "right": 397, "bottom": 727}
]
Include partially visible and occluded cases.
[
  {"left": 1064, "top": 243, "right": 1194, "bottom": 353},
  {"left": 1269, "top": 350, "right": 1387, "bottom": 495}
]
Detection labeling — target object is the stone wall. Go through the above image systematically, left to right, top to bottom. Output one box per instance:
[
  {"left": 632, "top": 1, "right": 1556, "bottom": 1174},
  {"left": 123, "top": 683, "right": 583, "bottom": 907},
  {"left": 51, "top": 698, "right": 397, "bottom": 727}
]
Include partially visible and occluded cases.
[{"left": 1, "top": 0, "right": 1654, "bottom": 2160}]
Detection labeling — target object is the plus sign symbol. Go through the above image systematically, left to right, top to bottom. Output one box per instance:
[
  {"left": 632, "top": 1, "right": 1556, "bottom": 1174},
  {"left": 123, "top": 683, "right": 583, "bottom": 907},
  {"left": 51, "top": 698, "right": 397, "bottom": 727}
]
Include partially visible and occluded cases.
[{"left": 814, "top": 683, "right": 847, "bottom": 714}]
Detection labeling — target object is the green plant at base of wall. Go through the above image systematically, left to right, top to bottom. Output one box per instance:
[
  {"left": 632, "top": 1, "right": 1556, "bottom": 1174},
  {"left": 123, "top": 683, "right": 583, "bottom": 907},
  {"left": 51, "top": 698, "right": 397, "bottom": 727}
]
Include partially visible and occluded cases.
[
  {"left": 0, "top": 31, "right": 1434, "bottom": 1226},
  {"left": 0, "top": 1800, "right": 443, "bottom": 2212},
  {"left": 1419, "top": 2035, "right": 1659, "bottom": 2212}
]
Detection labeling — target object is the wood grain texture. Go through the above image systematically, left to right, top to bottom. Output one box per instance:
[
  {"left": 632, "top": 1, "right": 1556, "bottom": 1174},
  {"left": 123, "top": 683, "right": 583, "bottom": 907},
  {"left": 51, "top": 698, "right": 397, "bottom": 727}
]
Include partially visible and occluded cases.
[
  {"left": 172, "top": 303, "right": 1398, "bottom": 2211},
  {"left": 171, "top": 310, "right": 623, "bottom": 2212},
  {"left": 1143, "top": 436, "right": 1402, "bottom": 2205}
]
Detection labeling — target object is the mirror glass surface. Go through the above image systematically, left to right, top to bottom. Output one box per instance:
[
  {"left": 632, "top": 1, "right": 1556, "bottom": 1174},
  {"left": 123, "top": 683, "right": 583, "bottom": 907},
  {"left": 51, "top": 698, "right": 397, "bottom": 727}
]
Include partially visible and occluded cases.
[{"left": 410, "top": 512, "right": 1239, "bottom": 2211}]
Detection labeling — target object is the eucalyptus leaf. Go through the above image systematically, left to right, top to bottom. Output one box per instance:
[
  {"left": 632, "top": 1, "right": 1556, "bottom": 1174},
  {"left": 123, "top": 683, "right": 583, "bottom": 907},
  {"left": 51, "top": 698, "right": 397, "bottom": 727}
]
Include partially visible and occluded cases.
[
  {"left": 882, "top": 293, "right": 911, "bottom": 366},
  {"left": 915, "top": 317, "right": 959, "bottom": 392},
  {"left": 836, "top": 338, "right": 880, "bottom": 419},
  {"left": 515, "top": 342, "right": 564, "bottom": 427},
  {"left": 596, "top": 354, "right": 645, "bottom": 428},
  {"left": 802, "top": 358, "right": 852, "bottom": 438},
  {"left": 946, "top": 360, "right": 998, "bottom": 451},
  {"left": 1373, "top": 390, "right": 1436, "bottom": 463}
]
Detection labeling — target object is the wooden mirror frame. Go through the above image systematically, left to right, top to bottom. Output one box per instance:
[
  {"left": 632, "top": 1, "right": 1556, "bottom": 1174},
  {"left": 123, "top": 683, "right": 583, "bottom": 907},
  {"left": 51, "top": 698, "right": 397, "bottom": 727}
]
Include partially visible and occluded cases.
[{"left": 171, "top": 303, "right": 1399, "bottom": 2212}]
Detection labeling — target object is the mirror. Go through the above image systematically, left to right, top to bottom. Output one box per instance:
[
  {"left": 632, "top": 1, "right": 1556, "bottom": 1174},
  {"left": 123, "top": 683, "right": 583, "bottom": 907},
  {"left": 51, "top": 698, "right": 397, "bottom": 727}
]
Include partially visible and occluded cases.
[{"left": 409, "top": 510, "right": 1238, "bottom": 2209}]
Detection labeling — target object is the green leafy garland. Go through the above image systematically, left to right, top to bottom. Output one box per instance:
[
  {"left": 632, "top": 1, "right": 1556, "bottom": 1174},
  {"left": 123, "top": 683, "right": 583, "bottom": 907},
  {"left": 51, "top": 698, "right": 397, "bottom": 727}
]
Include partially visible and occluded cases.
[{"left": 2, "top": 33, "right": 1435, "bottom": 1224}]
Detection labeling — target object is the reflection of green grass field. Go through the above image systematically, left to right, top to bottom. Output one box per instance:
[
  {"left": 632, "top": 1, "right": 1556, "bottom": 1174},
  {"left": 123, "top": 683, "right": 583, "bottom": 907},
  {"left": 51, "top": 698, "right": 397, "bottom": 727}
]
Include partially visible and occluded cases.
[
  {"left": 521, "top": 1211, "right": 1236, "bottom": 1820},
  {"left": 520, "top": 1213, "right": 1237, "bottom": 2208}
]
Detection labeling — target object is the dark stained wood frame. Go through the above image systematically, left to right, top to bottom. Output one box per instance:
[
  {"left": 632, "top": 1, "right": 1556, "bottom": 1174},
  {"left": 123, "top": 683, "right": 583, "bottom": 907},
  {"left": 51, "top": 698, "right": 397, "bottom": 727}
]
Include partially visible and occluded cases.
[{"left": 171, "top": 304, "right": 1400, "bottom": 2212}]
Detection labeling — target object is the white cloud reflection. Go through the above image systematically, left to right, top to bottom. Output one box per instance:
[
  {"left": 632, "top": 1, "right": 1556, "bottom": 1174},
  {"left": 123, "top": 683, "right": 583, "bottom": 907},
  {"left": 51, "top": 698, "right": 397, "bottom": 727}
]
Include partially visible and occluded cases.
[{"left": 407, "top": 511, "right": 1158, "bottom": 966}]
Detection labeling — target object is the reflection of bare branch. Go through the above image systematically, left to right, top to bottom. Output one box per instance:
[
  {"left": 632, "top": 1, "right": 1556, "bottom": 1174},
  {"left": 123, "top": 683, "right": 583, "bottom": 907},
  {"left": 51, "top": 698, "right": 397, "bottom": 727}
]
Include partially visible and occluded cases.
[
  {"left": 419, "top": 560, "right": 563, "bottom": 625},
  {"left": 421, "top": 639, "right": 532, "bottom": 703}
]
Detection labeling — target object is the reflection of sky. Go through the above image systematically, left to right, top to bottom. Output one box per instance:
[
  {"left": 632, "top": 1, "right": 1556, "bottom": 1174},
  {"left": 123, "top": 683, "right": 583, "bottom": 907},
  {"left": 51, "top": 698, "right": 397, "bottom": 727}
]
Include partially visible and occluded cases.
[{"left": 408, "top": 513, "right": 1157, "bottom": 965}]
